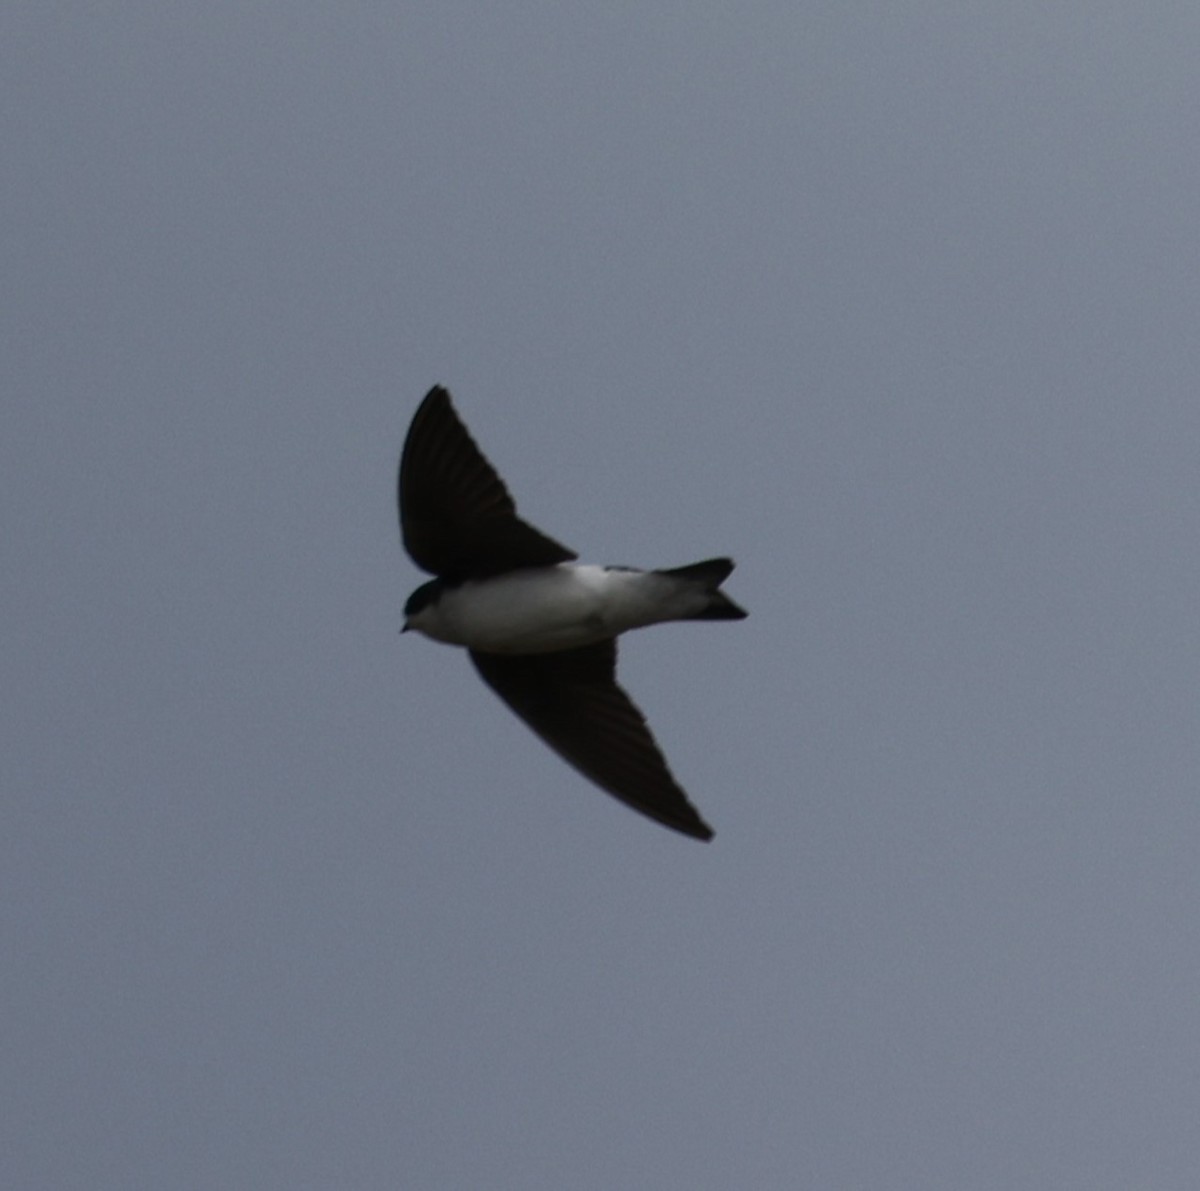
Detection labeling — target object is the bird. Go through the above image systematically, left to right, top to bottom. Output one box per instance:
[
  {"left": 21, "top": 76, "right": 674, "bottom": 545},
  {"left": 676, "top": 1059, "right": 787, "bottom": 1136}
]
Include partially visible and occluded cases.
[{"left": 398, "top": 385, "right": 746, "bottom": 840}]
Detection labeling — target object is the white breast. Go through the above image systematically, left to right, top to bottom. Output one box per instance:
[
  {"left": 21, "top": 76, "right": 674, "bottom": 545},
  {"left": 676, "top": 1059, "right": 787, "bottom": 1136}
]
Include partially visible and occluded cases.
[{"left": 411, "top": 564, "right": 677, "bottom": 654}]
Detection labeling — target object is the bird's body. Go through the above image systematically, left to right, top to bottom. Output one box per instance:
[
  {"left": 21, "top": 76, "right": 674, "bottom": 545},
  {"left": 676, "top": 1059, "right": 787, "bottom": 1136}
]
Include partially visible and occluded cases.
[
  {"left": 398, "top": 386, "right": 745, "bottom": 840},
  {"left": 407, "top": 562, "right": 735, "bottom": 655}
]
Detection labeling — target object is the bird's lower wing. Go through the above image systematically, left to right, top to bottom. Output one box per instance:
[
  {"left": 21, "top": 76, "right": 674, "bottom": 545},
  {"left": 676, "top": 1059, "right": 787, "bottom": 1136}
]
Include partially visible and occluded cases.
[{"left": 469, "top": 641, "right": 714, "bottom": 841}]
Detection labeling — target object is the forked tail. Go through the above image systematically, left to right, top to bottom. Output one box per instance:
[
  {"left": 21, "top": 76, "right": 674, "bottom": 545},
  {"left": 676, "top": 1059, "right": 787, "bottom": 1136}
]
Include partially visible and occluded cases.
[{"left": 656, "top": 557, "right": 748, "bottom": 620}]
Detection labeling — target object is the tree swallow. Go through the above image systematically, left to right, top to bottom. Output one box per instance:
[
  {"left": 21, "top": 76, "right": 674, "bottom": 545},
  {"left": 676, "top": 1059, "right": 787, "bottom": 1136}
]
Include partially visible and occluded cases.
[{"left": 398, "top": 386, "right": 746, "bottom": 841}]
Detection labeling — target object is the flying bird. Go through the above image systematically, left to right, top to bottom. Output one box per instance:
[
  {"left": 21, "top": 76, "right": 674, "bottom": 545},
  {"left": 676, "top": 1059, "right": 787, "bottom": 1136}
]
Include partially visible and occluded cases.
[{"left": 398, "top": 386, "right": 746, "bottom": 840}]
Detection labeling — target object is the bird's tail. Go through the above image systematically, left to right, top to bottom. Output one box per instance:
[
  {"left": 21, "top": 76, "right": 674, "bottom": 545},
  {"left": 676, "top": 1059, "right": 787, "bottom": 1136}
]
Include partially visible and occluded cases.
[{"left": 655, "top": 557, "right": 748, "bottom": 620}]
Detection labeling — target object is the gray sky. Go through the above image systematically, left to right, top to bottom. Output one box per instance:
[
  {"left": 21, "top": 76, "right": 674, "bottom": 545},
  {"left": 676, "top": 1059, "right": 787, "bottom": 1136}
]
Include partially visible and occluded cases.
[{"left": 5, "top": 3, "right": 1200, "bottom": 1188}]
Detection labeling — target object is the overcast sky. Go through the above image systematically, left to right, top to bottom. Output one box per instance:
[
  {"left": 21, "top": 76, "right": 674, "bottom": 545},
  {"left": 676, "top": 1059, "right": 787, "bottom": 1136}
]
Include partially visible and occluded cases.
[{"left": 5, "top": 3, "right": 1200, "bottom": 1188}]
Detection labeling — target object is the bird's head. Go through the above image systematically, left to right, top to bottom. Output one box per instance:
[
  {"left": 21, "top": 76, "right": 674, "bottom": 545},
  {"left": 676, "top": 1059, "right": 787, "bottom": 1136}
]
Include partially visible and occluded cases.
[{"left": 402, "top": 578, "right": 444, "bottom": 634}]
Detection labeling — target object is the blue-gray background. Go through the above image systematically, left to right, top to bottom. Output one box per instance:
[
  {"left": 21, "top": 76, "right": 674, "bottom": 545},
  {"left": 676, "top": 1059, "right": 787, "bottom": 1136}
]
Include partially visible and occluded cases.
[{"left": 5, "top": 4, "right": 1198, "bottom": 1188}]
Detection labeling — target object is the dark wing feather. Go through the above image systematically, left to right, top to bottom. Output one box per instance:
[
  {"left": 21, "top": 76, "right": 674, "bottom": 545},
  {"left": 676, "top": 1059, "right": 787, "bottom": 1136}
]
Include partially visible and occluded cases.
[
  {"left": 399, "top": 386, "right": 576, "bottom": 578},
  {"left": 470, "top": 641, "right": 714, "bottom": 841}
]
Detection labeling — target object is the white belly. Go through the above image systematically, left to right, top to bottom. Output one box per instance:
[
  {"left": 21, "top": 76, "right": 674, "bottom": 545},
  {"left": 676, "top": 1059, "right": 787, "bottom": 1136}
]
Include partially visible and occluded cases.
[{"left": 414, "top": 564, "right": 676, "bottom": 654}]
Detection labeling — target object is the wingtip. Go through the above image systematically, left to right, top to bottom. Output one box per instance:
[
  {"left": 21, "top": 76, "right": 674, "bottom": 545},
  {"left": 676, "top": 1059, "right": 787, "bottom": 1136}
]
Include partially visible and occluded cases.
[
  {"left": 420, "top": 384, "right": 451, "bottom": 409},
  {"left": 669, "top": 810, "right": 716, "bottom": 842}
]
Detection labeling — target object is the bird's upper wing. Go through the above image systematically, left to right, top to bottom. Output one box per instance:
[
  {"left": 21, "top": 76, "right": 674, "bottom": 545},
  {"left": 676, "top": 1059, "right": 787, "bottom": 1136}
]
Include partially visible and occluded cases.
[
  {"left": 399, "top": 386, "right": 576, "bottom": 579},
  {"left": 469, "top": 640, "right": 715, "bottom": 841}
]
